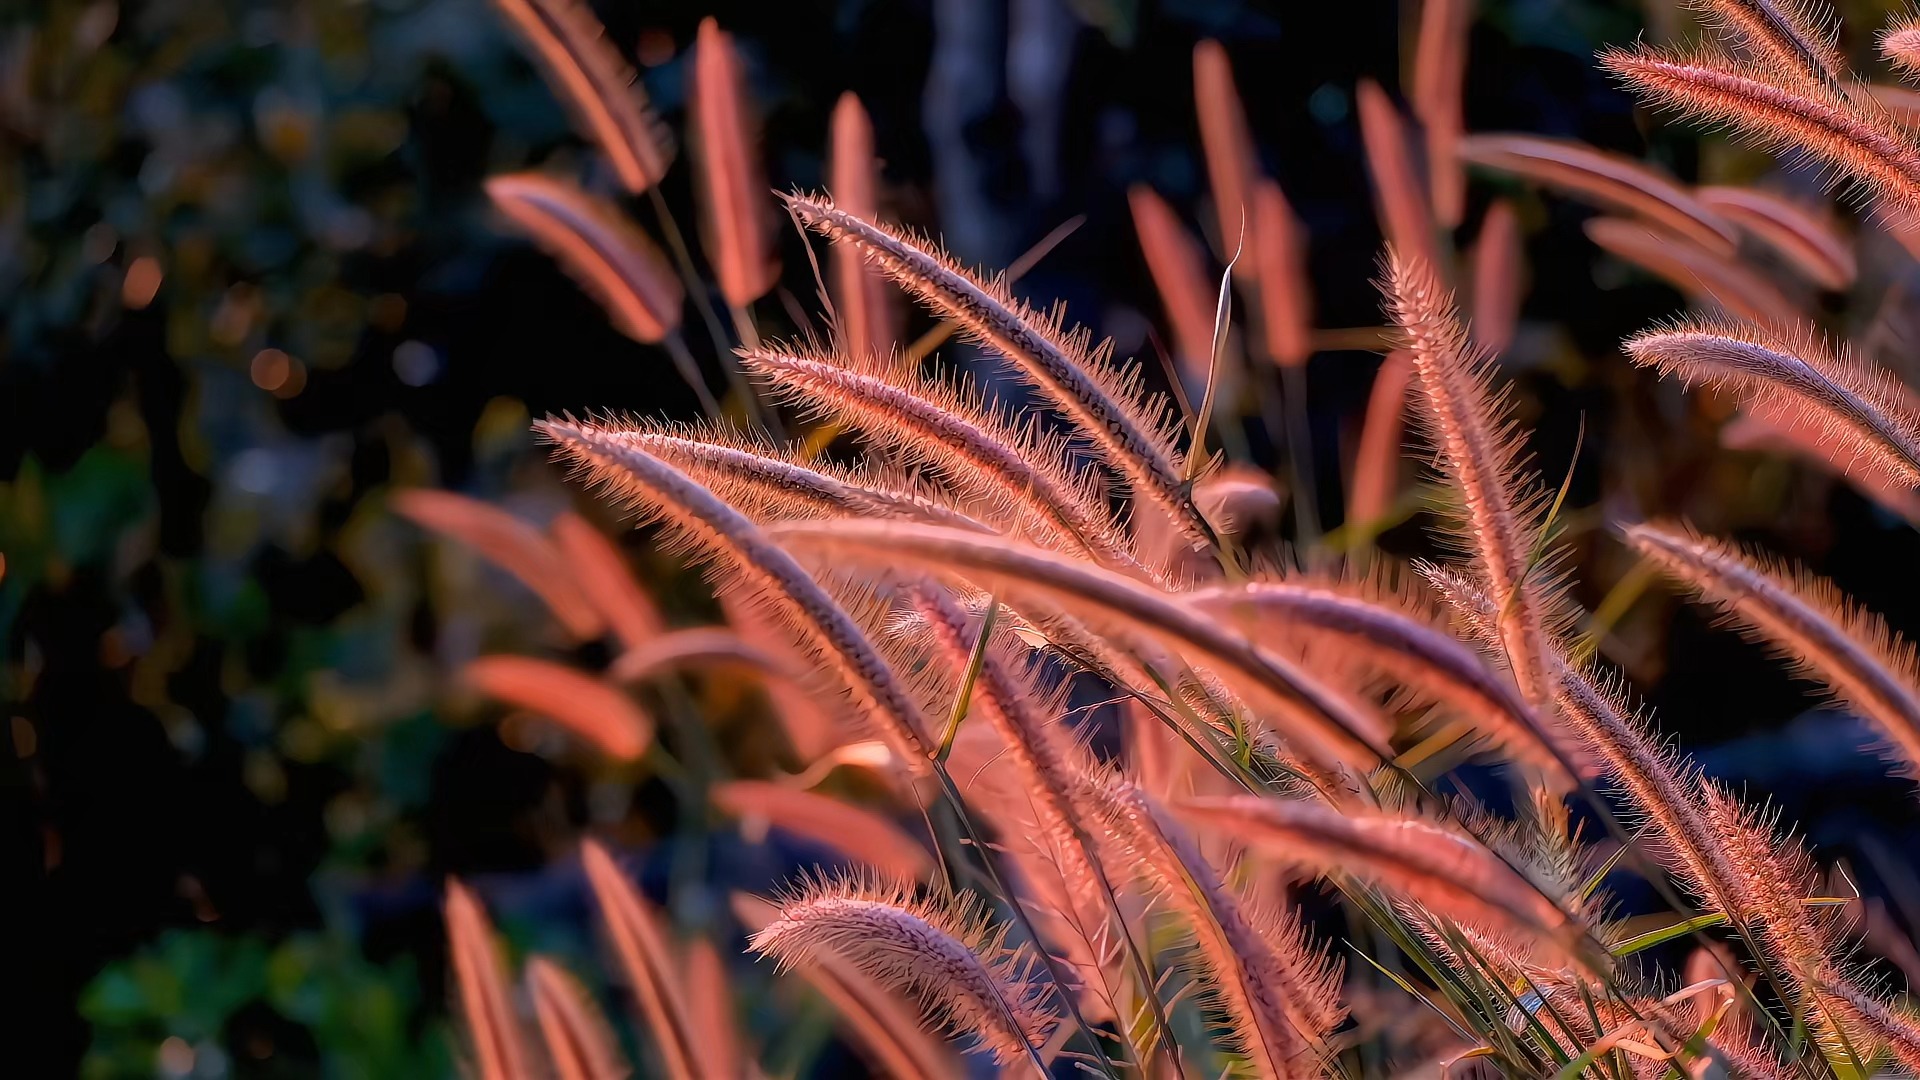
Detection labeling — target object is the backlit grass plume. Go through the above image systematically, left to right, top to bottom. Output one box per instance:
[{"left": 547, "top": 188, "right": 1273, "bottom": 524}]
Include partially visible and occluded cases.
[
  {"left": 488, "top": 0, "right": 673, "bottom": 194},
  {"left": 422, "top": 3, "right": 1920, "bottom": 1075},
  {"left": 691, "top": 17, "right": 778, "bottom": 310},
  {"left": 1600, "top": 45, "right": 1920, "bottom": 215},
  {"left": 1458, "top": 133, "right": 1738, "bottom": 254},
  {"left": 1696, "top": 185, "right": 1855, "bottom": 289},
  {"left": 780, "top": 191, "right": 1211, "bottom": 547},
  {"left": 1383, "top": 250, "right": 1558, "bottom": 708},
  {"left": 1623, "top": 319, "right": 1920, "bottom": 489},
  {"left": 739, "top": 344, "right": 1137, "bottom": 570},
  {"left": 536, "top": 417, "right": 935, "bottom": 771},
  {"left": 770, "top": 517, "right": 1392, "bottom": 771},
  {"left": 1626, "top": 521, "right": 1920, "bottom": 782},
  {"left": 1086, "top": 773, "right": 1346, "bottom": 1078},
  {"left": 746, "top": 875, "right": 1059, "bottom": 1069},
  {"left": 444, "top": 881, "right": 534, "bottom": 1080},
  {"left": 525, "top": 957, "right": 627, "bottom": 1080}
]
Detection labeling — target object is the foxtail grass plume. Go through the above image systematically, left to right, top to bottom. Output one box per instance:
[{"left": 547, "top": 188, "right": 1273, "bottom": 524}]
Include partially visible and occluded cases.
[
  {"left": 488, "top": 0, "right": 672, "bottom": 194},
  {"left": 1412, "top": 0, "right": 1473, "bottom": 228},
  {"left": 1691, "top": 0, "right": 1847, "bottom": 89},
  {"left": 1885, "top": 17, "right": 1920, "bottom": 83},
  {"left": 691, "top": 18, "right": 778, "bottom": 308},
  {"left": 1193, "top": 40, "right": 1260, "bottom": 272},
  {"left": 1600, "top": 45, "right": 1920, "bottom": 216},
  {"left": 1356, "top": 82, "right": 1439, "bottom": 270},
  {"left": 828, "top": 93, "right": 894, "bottom": 359},
  {"left": 1457, "top": 134, "right": 1738, "bottom": 254},
  {"left": 485, "top": 173, "right": 685, "bottom": 344},
  {"left": 1253, "top": 178, "right": 1313, "bottom": 368},
  {"left": 1129, "top": 184, "right": 1222, "bottom": 382},
  {"left": 1696, "top": 185, "right": 1855, "bottom": 290},
  {"left": 779, "top": 192, "right": 1211, "bottom": 548},
  {"left": 1469, "top": 200, "right": 1524, "bottom": 356},
  {"left": 1584, "top": 217, "right": 1798, "bottom": 325},
  {"left": 1382, "top": 251, "right": 1557, "bottom": 707},
  {"left": 1622, "top": 319, "right": 1920, "bottom": 488},
  {"left": 738, "top": 344, "right": 1138, "bottom": 571},
  {"left": 1346, "top": 350, "right": 1414, "bottom": 530},
  {"left": 1721, "top": 410, "right": 1920, "bottom": 523},
  {"left": 537, "top": 417, "right": 935, "bottom": 770},
  {"left": 602, "top": 418, "right": 992, "bottom": 533},
  {"left": 394, "top": 489, "right": 606, "bottom": 640},
  {"left": 549, "top": 511, "right": 665, "bottom": 652},
  {"left": 768, "top": 518, "right": 1392, "bottom": 770},
  {"left": 1625, "top": 521, "right": 1920, "bottom": 782},
  {"left": 1418, "top": 562, "right": 1774, "bottom": 964},
  {"left": 1184, "top": 578, "right": 1584, "bottom": 783},
  {"left": 609, "top": 628, "right": 784, "bottom": 687},
  {"left": 463, "top": 655, "right": 655, "bottom": 760},
  {"left": 1084, "top": 774, "right": 1346, "bottom": 1078},
  {"left": 711, "top": 779, "right": 933, "bottom": 880},
  {"left": 1176, "top": 797, "right": 1588, "bottom": 964},
  {"left": 580, "top": 841, "right": 703, "bottom": 1080},
  {"left": 746, "top": 875, "right": 1059, "bottom": 1067},
  {"left": 444, "top": 881, "right": 534, "bottom": 1080},
  {"left": 731, "top": 893, "right": 964, "bottom": 1078},
  {"left": 686, "top": 940, "right": 747, "bottom": 1079},
  {"left": 525, "top": 957, "right": 627, "bottom": 1080}
]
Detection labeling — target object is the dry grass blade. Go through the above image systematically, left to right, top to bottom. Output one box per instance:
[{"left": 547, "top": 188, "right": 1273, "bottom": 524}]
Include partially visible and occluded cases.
[
  {"left": 488, "top": 0, "right": 672, "bottom": 194},
  {"left": 1413, "top": 0, "right": 1473, "bottom": 228},
  {"left": 692, "top": 18, "right": 778, "bottom": 308},
  {"left": 1193, "top": 40, "right": 1260, "bottom": 273},
  {"left": 1600, "top": 45, "right": 1920, "bottom": 216},
  {"left": 1357, "top": 81, "right": 1439, "bottom": 269},
  {"left": 829, "top": 93, "right": 894, "bottom": 359},
  {"left": 1458, "top": 133, "right": 1737, "bottom": 255},
  {"left": 485, "top": 173, "right": 684, "bottom": 344},
  {"left": 1253, "top": 178, "right": 1313, "bottom": 368},
  {"left": 1130, "top": 184, "right": 1221, "bottom": 382},
  {"left": 1696, "top": 185, "right": 1855, "bottom": 290},
  {"left": 778, "top": 192, "right": 1208, "bottom": 547},
  {"left": 1470, "top": 200, "right": 1524, "bottom": 356},
  {"left": 1584, "top": 217, "right": 1798, "bottom": 326},
  {"left": 1382, "top": 251, "right": 1556, "bottom": 707},
  {"left": 1622, "top": 318, "right": 1920, "bottom": 488},
  {"left": 538, "top": 417, "right": 935, "bottom": 771},
  {"left": 394, "top": 489, "right": 606, "bottom": 640},
  {"left": 550, "top": 511, "right": 665, "bottom": 652},
  {"left": 769, "top": 518, "right": 1392, "bottom": 770},
  {"left": 1626, "top": 521, "right": 1920, "bottom": 781},
  {"left": 1185, "top": 579, "right": 1584, "bottom": 783},
  {"left": 463, "top": 655, "right": 654, "bottom": 761},
  {"left": 1087, "top": 774, "right": 1344, "bottom": 1078},
  {"left": 712, "top": 779, "right": 933, "bottom": 880},
  {"left": 1175, "top": 797, "right": 1587, "bottom": 963},
  {"left": 580, "top": 840, "right": 702, "bottom": 1080},
  {"left": 746, "top": 876, "right": 1059, "bottom": 1068},
  {"left": 444, "top": 880, "right": 535, "bottom": 1080},
  {"left": 732, "top": 893, "right": 963, "bottom": 1079},
  {"left": 526, "top": 956, "right": 628, "bottom": 1080}
]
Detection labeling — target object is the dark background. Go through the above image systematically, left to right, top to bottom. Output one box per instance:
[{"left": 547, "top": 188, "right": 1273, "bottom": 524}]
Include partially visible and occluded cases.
[{"left": 8, "top": 0, "right": 1920, "bottom": 1074}]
